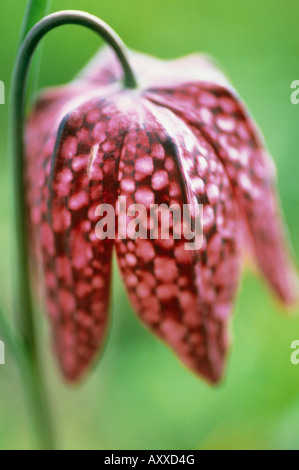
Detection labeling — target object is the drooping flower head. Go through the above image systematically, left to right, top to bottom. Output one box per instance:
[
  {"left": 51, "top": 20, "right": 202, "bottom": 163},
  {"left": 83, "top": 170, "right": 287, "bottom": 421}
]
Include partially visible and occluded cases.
[{"left": 25, "top": 47, "right": 298, "bottom": 384}]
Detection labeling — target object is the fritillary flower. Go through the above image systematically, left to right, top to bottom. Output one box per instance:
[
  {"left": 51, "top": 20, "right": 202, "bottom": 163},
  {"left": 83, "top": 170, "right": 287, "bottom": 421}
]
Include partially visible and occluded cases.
[{"left": 25, "top": 46, "right": 298, "bottom": 383}]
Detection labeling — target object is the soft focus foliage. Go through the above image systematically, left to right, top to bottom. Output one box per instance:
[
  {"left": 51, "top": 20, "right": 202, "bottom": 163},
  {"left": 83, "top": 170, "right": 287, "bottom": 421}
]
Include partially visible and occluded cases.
[{"left": 0, "top": 0, "right": 299, "bottom": 450}]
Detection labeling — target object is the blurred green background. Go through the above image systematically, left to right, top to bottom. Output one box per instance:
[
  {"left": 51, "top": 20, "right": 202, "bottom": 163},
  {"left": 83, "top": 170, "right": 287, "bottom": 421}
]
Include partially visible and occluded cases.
[{"left": 0, "top": 0, "right": 299, "bottom": 450}]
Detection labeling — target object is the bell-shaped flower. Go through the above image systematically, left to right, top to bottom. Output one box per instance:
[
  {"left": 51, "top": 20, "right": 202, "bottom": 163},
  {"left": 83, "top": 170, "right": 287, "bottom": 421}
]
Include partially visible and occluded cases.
[{"left": 25, "top": 47, "right": 298, "bottom": 383}]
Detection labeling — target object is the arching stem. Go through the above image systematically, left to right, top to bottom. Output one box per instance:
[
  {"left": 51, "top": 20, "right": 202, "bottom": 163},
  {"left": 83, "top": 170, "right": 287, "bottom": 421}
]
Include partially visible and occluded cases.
[{"left": 11, "top": 10, "right": 138, "bottom": 450}]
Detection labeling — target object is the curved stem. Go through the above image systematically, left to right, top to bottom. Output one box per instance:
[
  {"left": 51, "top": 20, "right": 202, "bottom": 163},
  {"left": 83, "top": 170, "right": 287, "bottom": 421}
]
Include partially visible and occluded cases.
[{"left": 11, "top": 10, "right": 138, "bottom": 450}]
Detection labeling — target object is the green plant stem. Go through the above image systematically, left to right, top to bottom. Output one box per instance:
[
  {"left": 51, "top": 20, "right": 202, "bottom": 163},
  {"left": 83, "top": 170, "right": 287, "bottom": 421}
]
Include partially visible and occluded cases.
[
  {"left": 3, "top": 0, "right": 56, "bottom": 450},
  {"left": 20, "top": 0, "right": 52, "bottom": 106},
  {"left": 20, "top": 0, "right": 52, "bottom": 42},
  {"left": 11, "top": 10, "right": 138, "bottom": 450},
  {"left": 0, "top": 306, "right": 22, "bottom": 364},
  {"left": 0, "top": 306, "right": 55, "bottom": 449}
]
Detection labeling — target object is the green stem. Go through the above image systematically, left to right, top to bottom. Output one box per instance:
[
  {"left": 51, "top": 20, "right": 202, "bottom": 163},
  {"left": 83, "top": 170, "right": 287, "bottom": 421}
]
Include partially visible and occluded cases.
[
  {"left": 7, "top": 0, "right": 56, "bottom": 450},
  {"left": 20, "top": 0, "right": 52, "bottom": 106},
  {"left": 20, "top": 0, "right": 52, "bottom": 42},
  {"left": 11, "top": 10, "right": 137, "bottom": 450},
  {"left": 0, "top": 306, "right": 54, "bottom": 449},
  {"left": 0, "top": 306, "right": 23, "bottom": 365}
]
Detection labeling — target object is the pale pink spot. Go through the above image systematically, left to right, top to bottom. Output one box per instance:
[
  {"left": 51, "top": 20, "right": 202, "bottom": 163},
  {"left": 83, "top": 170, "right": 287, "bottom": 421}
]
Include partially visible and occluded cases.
[
  {"left": 198, "top": 91, "right": 218, "bottom": 107},
  {"left": 219, "top": 97, "right": 237, "bottom": 114},
  {"left": 198, "top": 107, "right": 213, "bottom": 126},
  {"left": 86, "top": 108, "right": 101, "bottom": 124},
  {"left": 216, "top": 114, "right": 236, "bottom": 133},
  {"left": 108, "top": 117, "right": 121, "bottom": 137},
  {"left": 92, "top": 121, "right": 107, "bottom": 142},
  {"left": 237, "top": 122, "right": 251, "bottom": 141},
  {"left": 77, "top": 127, "right": 89, "bottom": 142},
  {"left": 61, "top": 136, "right": 77, "bottom": 159},
  {"left": 126, "top": 140, "right": 136, "bottom": 156},
  {"left": 102, "top": 141, "right": 115, "bottom": 153},
  {"left": 152, "top": 143, "right": 165, "bottom": 160},
  {"left": 239, "top": 147, "right": 251, "bottom": 168},
  {"left": 72, "top": 155, "right": 88, "bottom": 172},
  {"left": 135, "top": 156, "right": 154, "bottom": 177},
  {"left": 197, "top": 156, "right": 208, "bottom": 178},
  {"left": 165, "top": 157, "right": 174, "bottom": 172},
  {"left": 209, "top": 160, "right": 218, "bottom": 173},
  {"left": 253, "top": 160, "right": 268, "bottom": 180},
  {"left": 90, "top": 166, "right": 103, "bottom": 181},
  {"left": 55, "top": 168, "right": 73, "bottom": 198},
  {"left": 151, "top": 170, "right": 169, "bottom": 190},
  {"left": 238, "top": 172, "right": 252, "bottom": 193},
  {"left": 192, "top": 177, "right": 205, "bottom": 194},
  {"left": 120, "top": 178, "right": 136, "bottom": 193},
  {"left": 169, "top": 182, "right": 180, "bottom": 198},
  {"left": 207, "top": 184, "right": 220, "bottom": 205},
  {"left": 135, "top": 188, "right": 155, "bottom": 207},
  {"left": 69, "top": 191, "right": 89, "bottom": 211},
  {"left": 88, "top": 204, "right": 100, "bottom": 221},
  {"left": 203, "top": 206, "right": 215, "bottom": 231},
  {"left": 52, "top": 207, "right": 71, "bottom": 232},
  {"left": 80, "top": 220, "right": 91, "bottom": 232},
  {"left": 41, "top": 223, "right": 54, "bottom": 255},
  {"left": 89, "top": 232, "right": 97, "bottom": 242},
  {"left": 71, "top": 234, "right": 93, "bottom": 269},
  {"left": 156, "top": 237, "right": 174, "bottom": 249},
  {"left": 136, "top": 240, "right": 155, "bottom": 263},
  {"left": 127, "top": 241, "right": 135, "bottom": 251},
  {"left": 174, "top": 245, "right": 192, "bottom": 264},
  {"left": 126, "top": 253, "right": 137, "bottom": 267},
  {"left": 56, "top": 256, "right": 72, "bottom": 284},
  {"left": 154, "top": 258, "right": 178, "bottom": 282},
  {"left": 84, "top": 267, "right": 93, "bottom": 277},
  {"left": 45, "top": 271, "right": 56, "bottom": 290},
  {"left": 140, "top": 271, "right": 156, "bottom": 288},
  {"left": 126, "top": 274, "right": 138, "bottom": 287},
  {"left": 92, "top": 276, "right": 104, "bottom": 289},
  {"left": 178, "top": 276, "right": 189, "bottom": 288},
  {"left": 76, "top": 282, "right": 92, "bottom": 298},
  {"left": 136, "top": 283, "right": 151, "bottom": 298},
  {"left": 157, "top": 284, "right": 177, "bottom": 301},
  {"left": 59, "top": 289, "right": 75, "bottom": 314},
  {"left": 179, "top": 291, "right": 195, "bottom": 310},
  {"left": 214, "top": 303, "right": 231, "bottom": 321},
  {"left": 142, "top": 308, "right": 161, "bottom": 324},
  {"left": 76, "top": 311, "right": 93, "bottom": 328},
  {"left": 160, "top": 319, "right": 185, "bottom": 345}
]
